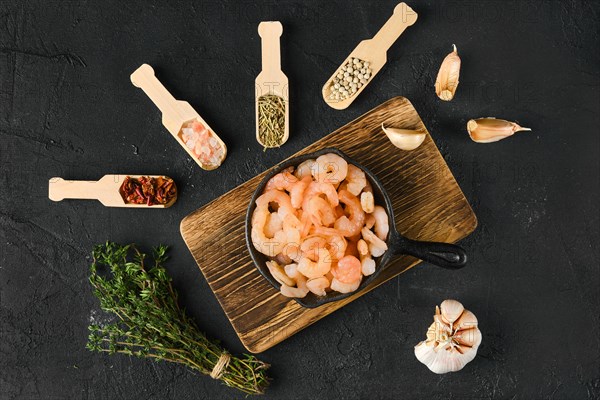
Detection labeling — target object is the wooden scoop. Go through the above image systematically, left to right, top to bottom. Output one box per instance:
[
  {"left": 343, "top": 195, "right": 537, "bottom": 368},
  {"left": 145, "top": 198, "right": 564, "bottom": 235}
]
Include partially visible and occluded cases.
[
  {"left": 322, "top": 2, "right": 418, "bottom": 110},
  {"left": 255, "top": 21, "right": 289, "bottom": 148},
  {"left": 130, "top": 64, "right": 227, "bottom": 170},
  {"left": 48, "top": 175, "right": 177, "bottom": 208}
]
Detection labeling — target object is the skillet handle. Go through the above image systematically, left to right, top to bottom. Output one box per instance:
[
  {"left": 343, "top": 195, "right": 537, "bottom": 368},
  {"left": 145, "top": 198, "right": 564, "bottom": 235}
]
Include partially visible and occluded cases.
[{"left": 401, "top": 239, "right": 467, "bottom": 269}]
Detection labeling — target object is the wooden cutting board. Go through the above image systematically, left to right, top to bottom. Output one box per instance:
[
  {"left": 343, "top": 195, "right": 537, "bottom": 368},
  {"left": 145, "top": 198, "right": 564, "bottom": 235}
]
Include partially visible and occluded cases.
[{"left": 180, "top": 97, "right": 477, "bottom": 353}]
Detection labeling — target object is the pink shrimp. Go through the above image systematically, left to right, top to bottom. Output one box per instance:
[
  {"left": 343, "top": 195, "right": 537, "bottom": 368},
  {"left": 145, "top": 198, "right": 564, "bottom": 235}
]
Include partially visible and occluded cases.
[
  {"left": 313, "top": 153, "right": 348, "bottom": 184},
  {"left": 294, "top": 159, "right": 316, "bottom": 180},
  {"left": 345, "top": 164, "right": 367, "bottom": 196},
  {"left": 265, "top": 171, "right": 298, "bottom": 192},
  {"left": 290, "top": 176, "right": 312, "bottom": 208},
  {"left": 301, "top": 181, "right": 339, "bottom": 210},
  {"left": 255, "top": 189, "right": 295, "bottom": 218},
  {"left": 334, "top": 190, "right": 366, "bottom": 237},
  {"left": 306, "top": 196, "right": 337, "bottom": 227},
  {"left": 251, "top": 205, "right": 287, "bottom": 256},
  {"left": 371, "top": 205, "right": 389, "bottom": 241},
  {"left": 264, "top": 212, "right": 283, "bottom": 238},
  {"left": 311, "top": 226, "right": 347, "bottom": 261},
  {"left": 361, "top": 227, "right": 388, "bottom": 257},
  {"left": 300, "top": 235, "right": 328, "bottom": 261},
  {"left": 297, "top": 247, "right": 332, "bottom": 279},
  {"left": 331, "top": 255, "right": 362, "bottom": 284},
  {"left": 361, "top": 257, "right": 376, "bottom": 276},
  {"left": 280, "top": 263, "right": 309, "bottom": 298},
  {"left": 306, "top": 276, "right": 330, "bottom": 296},
  {"left": 330, "top": 277, "right": 361, "bottom": 294}
]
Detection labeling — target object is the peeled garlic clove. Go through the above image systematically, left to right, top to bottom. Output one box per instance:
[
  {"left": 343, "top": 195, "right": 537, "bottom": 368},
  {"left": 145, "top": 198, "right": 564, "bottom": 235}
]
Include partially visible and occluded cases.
[
  {"left": 435, "top": 44, "right": 461, "bottom": 101},
  {"left": 467, "top": 117, "right": 531, "bottom": 143},
  {"left": 381, "top": 123, "right": 427, "bottom": 151},
  {"left": 414, "top": 299, "right": 481, "bottom": 374}
]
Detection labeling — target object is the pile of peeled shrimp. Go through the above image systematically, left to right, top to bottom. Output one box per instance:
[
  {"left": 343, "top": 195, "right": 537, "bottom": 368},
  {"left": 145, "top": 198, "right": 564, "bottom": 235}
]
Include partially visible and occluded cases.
[{"left": 251, "top": 152, "right": 389, "bottom": 298}]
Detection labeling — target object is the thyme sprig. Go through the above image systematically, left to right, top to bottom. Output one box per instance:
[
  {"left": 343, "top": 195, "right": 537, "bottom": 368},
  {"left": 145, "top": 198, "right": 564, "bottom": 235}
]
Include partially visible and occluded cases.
[{"left": 86, "top": 242, "right": 270, "bottom": 395}]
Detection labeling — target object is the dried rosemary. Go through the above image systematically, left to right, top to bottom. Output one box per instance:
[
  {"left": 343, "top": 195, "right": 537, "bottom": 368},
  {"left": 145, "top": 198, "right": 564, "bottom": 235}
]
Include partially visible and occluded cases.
[
  {"left": 258, "top": 94, "right": 285, "bottom": 150},
  {"left": 86, "top": 242, "right": 270, "bottom": 395}
]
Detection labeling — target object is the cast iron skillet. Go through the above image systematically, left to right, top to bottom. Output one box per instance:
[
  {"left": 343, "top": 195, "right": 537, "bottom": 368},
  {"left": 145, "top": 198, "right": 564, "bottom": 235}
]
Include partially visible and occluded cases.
[{"left": 245, "top": 148, "right": 467, "bottom": 308}]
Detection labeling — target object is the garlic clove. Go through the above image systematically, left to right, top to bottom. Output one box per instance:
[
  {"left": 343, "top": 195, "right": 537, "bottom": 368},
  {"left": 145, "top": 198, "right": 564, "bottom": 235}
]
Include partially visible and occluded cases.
[
  {"left": 435, "top": 44, "right": 461, "bottom": 101},
  {"left": 467, "top": 117, "right": 531, "bottom": 143},
  {"left": 381, "top": 123, "right": 427, "bottom": 151},
  {"left": 414, "top": 299, "right": 481, "bottom": 374},
  {"left": 439, "top": 299, "right": 464, "bottom": 324},
  {"left": 453, "top": 309, "right": 479, "bottom": 331},
  {"left": 454, "top": 325, "right": 482, "bottom": 348}
]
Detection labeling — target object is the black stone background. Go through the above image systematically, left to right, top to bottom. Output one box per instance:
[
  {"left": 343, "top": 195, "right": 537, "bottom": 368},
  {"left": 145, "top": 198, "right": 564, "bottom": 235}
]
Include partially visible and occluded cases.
[{"left": 1, "top": 0, "right": 599, "bottom": 399}]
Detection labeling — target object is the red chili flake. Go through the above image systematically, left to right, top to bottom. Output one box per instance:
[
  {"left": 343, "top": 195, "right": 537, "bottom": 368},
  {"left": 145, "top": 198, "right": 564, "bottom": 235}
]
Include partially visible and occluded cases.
[{"left": 120, "top": 176, "right": 177, "bottom": 206}]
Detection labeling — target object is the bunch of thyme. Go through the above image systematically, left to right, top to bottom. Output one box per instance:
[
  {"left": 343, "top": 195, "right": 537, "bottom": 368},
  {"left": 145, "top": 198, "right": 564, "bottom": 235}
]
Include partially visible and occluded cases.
[{"left": 86, "top": 242, "right": 269, "bottom": 395}]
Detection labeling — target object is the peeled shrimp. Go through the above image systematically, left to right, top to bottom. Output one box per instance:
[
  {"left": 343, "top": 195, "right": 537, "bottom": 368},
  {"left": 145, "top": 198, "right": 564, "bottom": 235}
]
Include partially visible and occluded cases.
[
  {"left": 313, "top": 153, "right": 348, "bottom": 184},
  {"left": 294, "top": 159, "right": 316, "bottom": 179},
  {"left": 345, "top": 164, "right": 367, "bottom": 196},
  {"left": 265, "top": 171, "right": 298, "bottom": 192},
  {"left": 290, "top": 176, "right": 311, "bottom": 208},
  {"left": 302, "top": 181, "right": 339, "bottom": 210},
  {"left": 255, "top": 189, "right": 296, "bottom": 218},
  {"left": 334, "top": 190, "right": 365, "bottom": 237},
  {"left": 360, "top": 191, "right": 374, "bottom": 213},
  {"left": 306, "top": 196, "right": 337, "bottom": 226},
  {"left": 371, "top": 205, "right": 389, "bottom": 241},
  {"left": 251, "top": 206, "right": 287, "bottom": 256},
  {"left": 264, "top": 212, "right": 283, "bottom": 238},
  {"left": 279, "top": 214, "right": 302, "bottom": 260},
  {"left": 311, "top": 226, "right": 347, "bottom": 261},
  {"left": 361, "top": 227, "right": 388, "bottom": 257},
  {"left": 300, "top": 235, "right": 328, "bottom": 261},
  {"left": 357, "top": 239, "right": 369, "bottom": 256},
  {"left": 297, "top": 247, "right": 332, "bottom": 279},
  {"left": 331, "top": 255, "right": 362, "bottom": 284},
  {"left": 361, "top": 257, "right": 376, "bottom": 276},
  {"left": 266, "top": 261, "right": 295, "bottom": 286},
  {"left": 284, "top": 263, "right": 309, "bottom": 292},
  {"left": 306, "top": 276, "right": 330, "bottom": 296},
  {"left": 330, "top": 277, "right": 361, "bottom": 294},
  {"left": 280, "top": 284, "right": 309, "bottom": 298}
]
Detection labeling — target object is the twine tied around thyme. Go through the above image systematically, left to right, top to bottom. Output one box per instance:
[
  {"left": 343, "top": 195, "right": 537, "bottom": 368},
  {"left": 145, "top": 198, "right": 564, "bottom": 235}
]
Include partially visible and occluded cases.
[{"left": 210, "top": 352, "right": 231, "bottom": 379}]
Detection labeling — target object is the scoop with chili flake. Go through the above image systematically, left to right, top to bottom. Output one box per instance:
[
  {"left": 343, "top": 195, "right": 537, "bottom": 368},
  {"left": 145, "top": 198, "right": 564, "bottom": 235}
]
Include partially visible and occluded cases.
[{"left": 120, "top": 176, "right": 177, "bottom": 206}]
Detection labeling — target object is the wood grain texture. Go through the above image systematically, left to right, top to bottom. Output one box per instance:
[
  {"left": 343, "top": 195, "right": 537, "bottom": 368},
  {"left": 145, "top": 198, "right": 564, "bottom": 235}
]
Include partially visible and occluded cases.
[{"left": 180, "top": 97, "right": 477, "bottom": 353}]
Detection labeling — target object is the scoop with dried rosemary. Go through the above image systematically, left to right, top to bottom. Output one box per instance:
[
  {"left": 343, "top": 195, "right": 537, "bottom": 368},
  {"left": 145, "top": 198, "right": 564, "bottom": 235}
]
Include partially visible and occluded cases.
[
  {"left": 258, "top": 94, "right": 285, "bottom": 149},
  {"left": 86, "top": 242, "right": 270, "bottom": 395}
]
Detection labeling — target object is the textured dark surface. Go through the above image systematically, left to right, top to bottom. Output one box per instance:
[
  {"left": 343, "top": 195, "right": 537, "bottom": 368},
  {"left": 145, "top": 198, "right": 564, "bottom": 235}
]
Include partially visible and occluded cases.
[{"left": 0, "top": 1, "right": 598, "bottom": 399}]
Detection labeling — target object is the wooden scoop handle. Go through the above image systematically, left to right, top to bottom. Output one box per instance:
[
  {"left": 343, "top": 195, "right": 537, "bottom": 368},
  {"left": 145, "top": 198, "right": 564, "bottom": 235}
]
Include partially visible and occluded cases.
[
  {"left": 371, "top": 2, "right": 418, "bottom": 52},
  {"left": 258, "top": 21, "right": 283, "bottom": 73},
  {"left": 130, "top": 64, "right": 192, "bottom": 135},
  {"left": 48, "top": 178, "right": 99, "bottom": 201}
]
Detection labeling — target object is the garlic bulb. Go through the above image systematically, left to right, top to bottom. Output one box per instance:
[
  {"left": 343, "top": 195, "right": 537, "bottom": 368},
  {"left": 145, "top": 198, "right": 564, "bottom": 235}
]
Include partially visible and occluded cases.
[
  {"left": 435, "top": 44, "right": 461, "bottom": 101},
  {"left": 467, "top": 117, "right": 531, "bottom": 143},
  {"left": 381, "top": 123, "right": 427, "bottom": 151},
  {"left": 414, "top": 299, "right": 481, "bottom": 374}
]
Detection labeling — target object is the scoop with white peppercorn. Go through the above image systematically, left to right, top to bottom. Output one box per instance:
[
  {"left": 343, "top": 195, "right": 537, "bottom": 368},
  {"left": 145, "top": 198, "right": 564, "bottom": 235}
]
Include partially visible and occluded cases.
[
  {"left": 321, "top": 2, "right": 418, "bottom": 110},
  {"left": 326, "top": 57, "right": 373, "bottom": 102}
]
